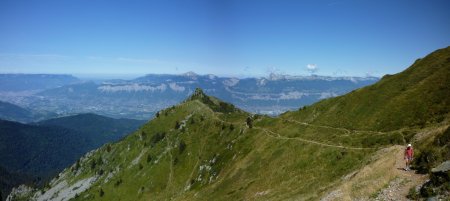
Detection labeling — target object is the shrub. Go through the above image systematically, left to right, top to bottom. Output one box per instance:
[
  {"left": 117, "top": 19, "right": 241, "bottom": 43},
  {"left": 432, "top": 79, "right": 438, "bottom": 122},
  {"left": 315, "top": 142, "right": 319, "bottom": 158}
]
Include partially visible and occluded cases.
[
  {"left": 218, "top": 102, "right": 236, "bottom": 113},
  {"left": 246, "top": 117, "right": 253, "bottom": 128},
  {"left": 434, "top": 127, "right": 450, "bottom": 146},
  {"left": 414, "top": 128, "right": 450, "bottom": 174},
  {"left": 141, "top": 131, "right": 147, "bottom": 140},
  {"left": 151, "top": 132, "right": 166, "bottom": 144},
  {"left": 179, "top": 140, "right": 186, "bottom": 154},
  {"left": 414, "top": 147, "right": 440, "bottom": 174},
  {"left": 97, "top": 156, "right": 103, "bottom": 166},
  {"left": 72, "top": 159, "right": 81, "bottom": 172},
  {"left": 90, "top": 160, "right": 96, "bottom": 170},
  {"left": 114, "top": 178, "right": 123, "bottom": 187},
  {"left": 420, "top": 181, "right": 436, "bottom": 197},
  {"left": 407, "top": 187, "right": 419, "bottom": 200},
  {"left": 99, "top": 188, "right": 104, "bottom": 197}
]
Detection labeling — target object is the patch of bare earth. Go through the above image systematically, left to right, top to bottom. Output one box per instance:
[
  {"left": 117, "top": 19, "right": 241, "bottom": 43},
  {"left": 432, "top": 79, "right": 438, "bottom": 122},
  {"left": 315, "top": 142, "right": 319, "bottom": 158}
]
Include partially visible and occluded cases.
[{"left": 321, "top": 145, "right": 428, "bottom": 201}]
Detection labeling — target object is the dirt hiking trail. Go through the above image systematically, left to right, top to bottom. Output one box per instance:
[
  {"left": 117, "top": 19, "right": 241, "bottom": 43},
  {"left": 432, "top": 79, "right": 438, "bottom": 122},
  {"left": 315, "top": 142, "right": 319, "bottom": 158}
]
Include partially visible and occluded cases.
[{"left": 320, "top": 145, "right": 428, "bottom": 201}]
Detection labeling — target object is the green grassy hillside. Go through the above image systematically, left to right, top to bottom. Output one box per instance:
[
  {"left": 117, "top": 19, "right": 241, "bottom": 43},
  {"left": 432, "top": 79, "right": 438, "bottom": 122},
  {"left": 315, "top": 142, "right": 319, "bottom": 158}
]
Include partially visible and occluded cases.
[
  {"left": 283, "top": 46, "right": 450, "bottom": 131},
  {"left": 13, "top": 47, "right": 450, "bottom": 201},
  {"left": 23, "top": 89, "right": 407, "bottom": 201}
]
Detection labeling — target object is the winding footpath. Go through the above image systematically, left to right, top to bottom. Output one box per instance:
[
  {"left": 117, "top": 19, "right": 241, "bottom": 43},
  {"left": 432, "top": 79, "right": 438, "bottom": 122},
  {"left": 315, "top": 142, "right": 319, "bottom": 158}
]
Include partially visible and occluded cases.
[
  {"left": 195, "top": 101, "right": 375, "bottom": 150},
  {"left": 283, "top": 118, "right": 388, "bottom": 136},
  {"left": 254, "top": 126, "right": 375, "bottom": 150},
  {"left": 374, "top": 146, "right": 428, "bottom": 201}
]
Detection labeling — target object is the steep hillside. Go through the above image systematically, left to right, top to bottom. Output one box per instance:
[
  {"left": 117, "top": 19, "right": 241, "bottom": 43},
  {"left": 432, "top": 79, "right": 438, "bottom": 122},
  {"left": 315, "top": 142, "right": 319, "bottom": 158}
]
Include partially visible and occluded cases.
[
  {"left": 283, "top": 46, "right": 450, "bottom": 131},
  {"left": 9, "top": 48, "right": 450, "bottom": 200},
  {"left": 22, "top": 89, "right": 406, "bottom": 201},
  {"left": 0, "top": 101, "right": 34, "bottom": 123},
  {"left": 0, "top": 101, "right": 52, "bottom": 123},
  {"left": 0, "top": 113, "right": 145, "bottom": 179},
  {"left": 37, "top": 113, "right": 146, "bottom": 147},
  {"left": 0, "top": 115, "right": 145, "bottom": 199},
  {"left": 0, "top": 120, "right": 92, "bottom": 179},
  {"left": 0, "top": 166, "right": 34, "bottom": 201}
]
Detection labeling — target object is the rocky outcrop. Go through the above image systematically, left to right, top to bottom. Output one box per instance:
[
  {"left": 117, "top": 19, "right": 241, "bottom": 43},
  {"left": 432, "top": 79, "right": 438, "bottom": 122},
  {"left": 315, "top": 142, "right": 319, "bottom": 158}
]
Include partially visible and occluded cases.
[{"left": 420, "top": 160, "right": 450, "bottom": 198}]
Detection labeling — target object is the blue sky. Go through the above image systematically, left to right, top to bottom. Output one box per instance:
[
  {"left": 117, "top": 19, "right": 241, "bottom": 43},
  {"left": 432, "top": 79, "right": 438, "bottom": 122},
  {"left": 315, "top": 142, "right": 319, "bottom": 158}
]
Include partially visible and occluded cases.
[{"left": 0, "top": 0, "right": 449, "bottom": 78}]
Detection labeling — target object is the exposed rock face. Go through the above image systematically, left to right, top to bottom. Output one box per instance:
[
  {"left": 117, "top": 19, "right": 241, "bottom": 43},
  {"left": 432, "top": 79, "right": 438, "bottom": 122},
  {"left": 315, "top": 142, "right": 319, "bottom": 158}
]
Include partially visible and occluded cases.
[
  {"left": 420, "top": 160, "right": 450, "bottom": 198},
  {"left": 430, "top": 160, "right": 450, "bottom": 187},
  {"left": 431, "top": 160, "right": 450, "bottom": 173},
  {"left": 6, "top": 185, "right": 33, "bottom": 201}
]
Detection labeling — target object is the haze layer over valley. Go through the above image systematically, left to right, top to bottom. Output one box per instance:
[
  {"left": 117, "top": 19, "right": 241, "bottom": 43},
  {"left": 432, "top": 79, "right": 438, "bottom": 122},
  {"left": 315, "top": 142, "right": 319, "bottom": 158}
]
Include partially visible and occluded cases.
[{"left": 0, "top": 73, "right": 378, "bottom": 120}]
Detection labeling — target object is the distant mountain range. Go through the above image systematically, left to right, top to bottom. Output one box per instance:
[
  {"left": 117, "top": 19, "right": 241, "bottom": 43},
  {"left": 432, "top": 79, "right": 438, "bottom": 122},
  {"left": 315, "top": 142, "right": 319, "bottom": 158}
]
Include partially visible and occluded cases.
[
  {"left": 0, "top": 73, "right": 378, "bottom": 120},
  {"left": 0, "top": 74, "right": 79, "bottom": 92},
  {"left": 0, "top": 100, "right": 55, "bottom": 123},
  {"left": 0, "top": 101, "right": 35, "bottom": 122}
]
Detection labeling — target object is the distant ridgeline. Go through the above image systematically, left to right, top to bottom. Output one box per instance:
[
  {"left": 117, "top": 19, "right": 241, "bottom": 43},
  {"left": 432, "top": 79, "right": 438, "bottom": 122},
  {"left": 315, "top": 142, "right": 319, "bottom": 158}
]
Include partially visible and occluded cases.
[
  {"left": 283, "top": 46, "right": 450, "bottom": 131},
  {"left": 7, "top": 47, "right": 449, "bottom": 201},
  {"left": 0, "top": 72, "right": 378, "bottom": 120},
  {"left": 0, "top": 74, "right": 80, "bottom": 92}
]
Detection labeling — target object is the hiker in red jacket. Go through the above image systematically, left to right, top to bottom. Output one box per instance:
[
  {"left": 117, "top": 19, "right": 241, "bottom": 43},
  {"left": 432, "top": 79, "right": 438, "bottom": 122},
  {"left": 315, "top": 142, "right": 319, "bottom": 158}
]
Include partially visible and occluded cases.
[{"left": 404, "top": 144, "right": 414, "bottom": 171}]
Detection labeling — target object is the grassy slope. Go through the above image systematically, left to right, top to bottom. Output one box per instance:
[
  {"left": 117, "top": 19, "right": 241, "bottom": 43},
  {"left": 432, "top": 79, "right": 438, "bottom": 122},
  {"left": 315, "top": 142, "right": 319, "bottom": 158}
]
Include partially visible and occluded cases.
[
  {"left": 283, "top": 46, "right": 450, "bottom": 131},
  {"left": 28, "top": 47, "right": 450, "bottom": 201},
  {"left": 38, "top": 90, "right": 400, "bottom": 201}
]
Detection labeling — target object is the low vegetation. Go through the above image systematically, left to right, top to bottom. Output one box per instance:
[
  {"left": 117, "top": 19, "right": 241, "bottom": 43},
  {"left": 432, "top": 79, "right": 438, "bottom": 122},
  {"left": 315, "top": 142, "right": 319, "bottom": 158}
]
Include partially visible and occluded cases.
[{"left": 11, "top": 47, "right": 450, "bottom": 200}]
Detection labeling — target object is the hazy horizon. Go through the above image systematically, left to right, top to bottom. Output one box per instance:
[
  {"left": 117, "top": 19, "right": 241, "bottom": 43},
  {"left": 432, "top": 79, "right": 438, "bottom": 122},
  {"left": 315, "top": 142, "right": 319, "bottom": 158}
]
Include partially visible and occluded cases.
[{"left": 0, "top": 70, "right": 384, "bottom": 80}]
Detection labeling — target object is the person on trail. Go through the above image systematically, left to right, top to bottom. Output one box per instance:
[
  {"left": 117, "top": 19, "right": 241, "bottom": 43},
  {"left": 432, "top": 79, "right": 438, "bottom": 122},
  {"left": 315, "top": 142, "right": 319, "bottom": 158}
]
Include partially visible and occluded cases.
[{"left": 404, "top": 144, "right": 414, "bottom": 171}]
